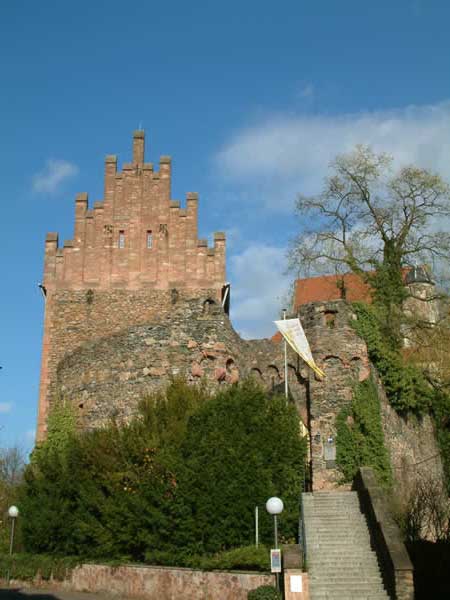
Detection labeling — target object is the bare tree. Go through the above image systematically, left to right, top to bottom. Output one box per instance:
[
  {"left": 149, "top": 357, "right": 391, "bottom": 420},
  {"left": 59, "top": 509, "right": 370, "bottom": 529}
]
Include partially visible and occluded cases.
[
  {"left": 288, "top": 146, "right": 450, "bottom": 305},
  {"left": 0, "top": 446, "right": 25, "bottom": 487},
  {"left": 398, "top": 473, "right": 450, "bottom": 542}
]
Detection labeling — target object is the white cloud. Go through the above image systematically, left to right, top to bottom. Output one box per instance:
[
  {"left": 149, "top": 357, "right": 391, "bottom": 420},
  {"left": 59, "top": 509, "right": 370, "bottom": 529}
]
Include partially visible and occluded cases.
[
  {"left": 216, "top": 100, "right": 450, "bottom": 212},
  {"left": 32, "top": 159, "right": 79, "bottom": 193},
  {"left": 229, "top": 244, "right": 290, "bottom": 339},
  {"left": 0, "top": 402, "right": 13, "bottom": 414}
]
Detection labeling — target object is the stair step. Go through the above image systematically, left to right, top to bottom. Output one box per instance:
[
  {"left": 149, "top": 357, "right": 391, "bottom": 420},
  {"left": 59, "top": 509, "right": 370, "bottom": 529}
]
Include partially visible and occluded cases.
[{"left": 303, "top": 491, "right": 386, "bottom": 600}]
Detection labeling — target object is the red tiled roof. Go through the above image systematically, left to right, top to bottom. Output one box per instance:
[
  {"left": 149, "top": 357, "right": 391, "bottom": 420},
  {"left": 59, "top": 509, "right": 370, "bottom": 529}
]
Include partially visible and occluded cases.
[
  {"left": 271, "top": 268, "right": 412, "bottom": 342},
  {"left": 271, "top": 272, "right": 372, "bottom": 343},
  {"left": 293, "top": 272, "right": 372, "bottom": 309},
  {"left": 271, "top": 331, "right": 282, "bottom": 343}
]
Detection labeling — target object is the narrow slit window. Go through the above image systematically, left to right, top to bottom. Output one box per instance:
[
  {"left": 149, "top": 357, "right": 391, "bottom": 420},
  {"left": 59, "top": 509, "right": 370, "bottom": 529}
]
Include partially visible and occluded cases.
[
  {"left": 118, "top": 230, "right": 125, "bottom": 248},
  {"left": 146, "top": 230, "right": 153, "bottom": 249}
]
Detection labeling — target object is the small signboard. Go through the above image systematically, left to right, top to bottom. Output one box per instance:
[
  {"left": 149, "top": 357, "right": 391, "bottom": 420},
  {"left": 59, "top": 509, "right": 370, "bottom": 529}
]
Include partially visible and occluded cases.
[
  {"left": 324, "top": 440, "right": 336, "bottom": 461},
  {"left": 270, "top": 549, "right": 282, "bottom": 573},
  {"left": 290, "top": 575, "right": 303, "bottom": 592}
]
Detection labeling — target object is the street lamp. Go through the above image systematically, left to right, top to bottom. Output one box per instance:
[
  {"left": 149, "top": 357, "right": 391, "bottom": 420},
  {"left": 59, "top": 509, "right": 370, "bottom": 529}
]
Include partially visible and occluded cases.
[
  {"left": 266, "top": 497, "right": 284, "bottom": 590},
  {"left": 266, "top": 497, "right": 284, "bottom": 548},
  {"left": 7, "top": 505, "right": 19, "bottom": 587},
  {"left": 8, "top": 506, "right": 19, "bottom": 555}
]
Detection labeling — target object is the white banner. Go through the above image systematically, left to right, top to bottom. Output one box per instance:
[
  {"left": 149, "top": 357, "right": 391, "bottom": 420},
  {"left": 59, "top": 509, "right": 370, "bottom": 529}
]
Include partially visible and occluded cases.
[{"left": 274, "top": 318, "right": 325, "bottom": 378}]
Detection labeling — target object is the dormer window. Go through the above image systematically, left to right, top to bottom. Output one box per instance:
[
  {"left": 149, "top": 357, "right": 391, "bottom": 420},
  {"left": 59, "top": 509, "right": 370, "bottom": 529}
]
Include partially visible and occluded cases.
[
  {"left": 118, "top": 230, "right": 125, "bottom": 248},
  {"left": 146, "top": 230, "right": 153, "bottom": 249}
]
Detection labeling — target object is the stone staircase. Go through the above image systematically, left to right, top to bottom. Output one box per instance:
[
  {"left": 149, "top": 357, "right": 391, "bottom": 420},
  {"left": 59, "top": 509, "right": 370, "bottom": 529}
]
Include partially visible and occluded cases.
[{"left": 302, "top": 491, "right": 390, "bottom": 600}]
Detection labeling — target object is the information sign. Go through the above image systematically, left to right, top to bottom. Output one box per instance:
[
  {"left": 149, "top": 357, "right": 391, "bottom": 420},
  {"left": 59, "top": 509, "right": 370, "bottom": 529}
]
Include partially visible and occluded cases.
[{"left": 270, "top": 549, "right": 282, "bottom": 573}]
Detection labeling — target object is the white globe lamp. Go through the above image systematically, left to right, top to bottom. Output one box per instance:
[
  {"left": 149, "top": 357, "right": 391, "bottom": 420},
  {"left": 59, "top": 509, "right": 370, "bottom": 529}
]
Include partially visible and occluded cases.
[
  {"left": 266, "top": 496, "right": 284, "bottom": 549},
  {"left": 266, "top": 496, "right": 284, "bottom": 592},
  {"left": 266, "top": 497, "right": 284, "bottom": 515},
  {"left": 8, "top": 505, "right": 19, "bottom": 558}
]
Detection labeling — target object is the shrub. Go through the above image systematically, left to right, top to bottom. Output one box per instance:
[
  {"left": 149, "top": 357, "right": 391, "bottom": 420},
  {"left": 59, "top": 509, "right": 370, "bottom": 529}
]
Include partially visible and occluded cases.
[
  {"left": 21, "top": 379, "right": 307, "bottom": 561},
  {"left": 173, "top": 380, "right": 307, "bottom": 552},
  {"left": 144, "top": 544, "right": 270, "bottom": 571},
  {"left": 197, "top": 545, "right": 269, "bottom": 571},
  {"left": 0, "top": 553, "right": 80, "bottom": 581},
  {"left": 248, "top": 585, "right": 281, "bottom": 600}
]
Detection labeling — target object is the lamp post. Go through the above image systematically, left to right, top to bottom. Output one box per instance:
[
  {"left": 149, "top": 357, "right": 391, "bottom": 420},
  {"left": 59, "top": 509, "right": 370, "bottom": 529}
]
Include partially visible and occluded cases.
[
  {"left": 266, "top": 496, "right": 284, "bottom": 590},
  {"left": 7, "top": 506, "right": 19, "bottom": 586},
  {"left": 8, "top": 506, "right": 19, "bottom": 555}
]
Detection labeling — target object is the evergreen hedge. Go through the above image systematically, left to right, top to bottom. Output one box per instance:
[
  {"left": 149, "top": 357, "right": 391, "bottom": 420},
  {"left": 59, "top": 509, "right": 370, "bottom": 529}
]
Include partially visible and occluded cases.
[{"left": 20, "top": 380, "right": 307, "bottom": 562}]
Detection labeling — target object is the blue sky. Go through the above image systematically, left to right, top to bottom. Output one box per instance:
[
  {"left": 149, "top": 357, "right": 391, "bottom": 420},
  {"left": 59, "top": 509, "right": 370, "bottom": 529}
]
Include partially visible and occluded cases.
[{"left": 1, "top": 0, "right": 450, "bottom": 452}]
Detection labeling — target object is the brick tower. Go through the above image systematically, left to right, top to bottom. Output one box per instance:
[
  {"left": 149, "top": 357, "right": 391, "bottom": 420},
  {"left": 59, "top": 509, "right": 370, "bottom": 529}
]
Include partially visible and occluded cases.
[{"left": 37, "top": 131, "right": 226, "bottom": 441}]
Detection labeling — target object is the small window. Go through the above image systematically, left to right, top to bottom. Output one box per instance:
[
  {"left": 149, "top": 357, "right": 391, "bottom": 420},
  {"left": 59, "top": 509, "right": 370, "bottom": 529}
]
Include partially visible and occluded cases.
[
  {"left": 118, "top": 230, "right": 125, "bottom": 248},
  {"left": 146, "top": 230, "right": 153, "bottom": 249}
]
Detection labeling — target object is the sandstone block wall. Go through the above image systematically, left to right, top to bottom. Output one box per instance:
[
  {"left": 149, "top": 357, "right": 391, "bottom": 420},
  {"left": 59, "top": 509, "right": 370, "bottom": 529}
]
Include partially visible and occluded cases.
[
  {"left": 378, "top": 372, "right": 444, "bottom": 497},
  {"left": 68, "top": 563, "right": 274, "bottom": 600}
]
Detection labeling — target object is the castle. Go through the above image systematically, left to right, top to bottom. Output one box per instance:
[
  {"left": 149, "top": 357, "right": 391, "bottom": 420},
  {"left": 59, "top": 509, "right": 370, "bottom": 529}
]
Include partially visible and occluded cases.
[{"left": 37, "top": 131, "right": 444, "bottom": 493}]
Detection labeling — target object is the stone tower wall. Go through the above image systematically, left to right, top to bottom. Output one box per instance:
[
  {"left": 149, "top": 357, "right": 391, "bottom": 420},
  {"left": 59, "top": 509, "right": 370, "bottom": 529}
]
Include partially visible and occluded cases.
[
  {"left": 37, "top": 131, "right": 226, "bottom": 441},
  {"left": 297, "top": 300, "right": 443, "bottom": 492}
]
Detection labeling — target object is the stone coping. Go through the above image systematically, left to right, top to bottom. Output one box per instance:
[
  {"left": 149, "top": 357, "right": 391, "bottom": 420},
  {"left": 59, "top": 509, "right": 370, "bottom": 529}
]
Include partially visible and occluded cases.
[{"left": 76, "top": 562, "right": 271, "bottom": 575}]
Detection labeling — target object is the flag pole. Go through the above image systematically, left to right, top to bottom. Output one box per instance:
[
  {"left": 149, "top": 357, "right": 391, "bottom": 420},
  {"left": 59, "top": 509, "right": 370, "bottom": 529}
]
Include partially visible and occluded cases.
[{"left": 283, "top": 308, "right": 288, "bottom": 401}]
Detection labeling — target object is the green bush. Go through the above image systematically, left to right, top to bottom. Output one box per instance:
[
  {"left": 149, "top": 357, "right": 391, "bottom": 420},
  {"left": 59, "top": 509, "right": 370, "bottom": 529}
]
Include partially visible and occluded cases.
[
  {"left": 21, "top": 379, "right": 307, "bottom": 561},
  {"left": 173, "top": 380, "right": 307, "bottom": 552},
  {"left": 144, "top": 544, "right": 270, "bottom": 571},
  {"left": 0, "top": 553, "right": 80, "bottom": 581},
  {"left": 248, "top": 585, "right": 281, "bottom": 600}
]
